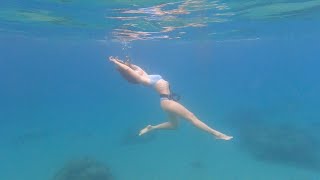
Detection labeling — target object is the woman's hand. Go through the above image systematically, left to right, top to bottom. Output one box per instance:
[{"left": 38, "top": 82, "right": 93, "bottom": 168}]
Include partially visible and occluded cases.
[
  {"left": 109, "top": 56, "right": 124, "bottom": 64},
  {"left": 109, "top": 56, "right": 117, "bottom": 63}
]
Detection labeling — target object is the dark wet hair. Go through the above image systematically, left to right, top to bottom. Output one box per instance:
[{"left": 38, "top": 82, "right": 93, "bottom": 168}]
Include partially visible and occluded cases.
[{"left": 117, "top": 67, "right": 140, "bottom": 84}]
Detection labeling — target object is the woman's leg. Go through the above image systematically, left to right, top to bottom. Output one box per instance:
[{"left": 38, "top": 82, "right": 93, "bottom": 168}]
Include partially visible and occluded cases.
[
  {"left": 161, "top": 100, "right": 233, "bottom": 140},
  {"left": 139, "top": 114, "right": 178, "bottom": 136}
]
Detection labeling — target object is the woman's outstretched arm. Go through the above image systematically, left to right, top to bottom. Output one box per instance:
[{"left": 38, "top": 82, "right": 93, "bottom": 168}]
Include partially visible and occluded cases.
[
  {"left": 109, "top": 56, "right": 150, "bottom": 85},
  {"left": 129, "top": 64, "right": 148, "bottom": 76}
]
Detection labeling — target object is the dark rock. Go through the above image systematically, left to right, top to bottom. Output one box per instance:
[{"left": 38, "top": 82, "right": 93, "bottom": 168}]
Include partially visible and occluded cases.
[
  {"left": 225, "top": 109, "right": 320, "bottom": 171},
  {"left": 53, "top": 157, "right": 113, "bottom": 180}
]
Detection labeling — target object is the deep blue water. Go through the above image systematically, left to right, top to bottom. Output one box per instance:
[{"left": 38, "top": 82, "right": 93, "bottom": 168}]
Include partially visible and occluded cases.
[
  {"left": 1, "top": 1, "right": 320, "bottom": 179},
  {"left": 1, "top": 35, "right": 320, "bottom": 179}
]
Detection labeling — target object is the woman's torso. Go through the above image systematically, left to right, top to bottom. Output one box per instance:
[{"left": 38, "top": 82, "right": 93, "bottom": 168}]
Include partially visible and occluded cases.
[
  {"left": 148, "top": 75, "right": 170, "bottom": 95},
  {"left": 154, "top": 79, "right": 170, "bottom": 95}
]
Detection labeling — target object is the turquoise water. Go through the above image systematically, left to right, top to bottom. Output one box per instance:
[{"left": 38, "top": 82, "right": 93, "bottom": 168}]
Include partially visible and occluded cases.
[{"left": 1, "top": 1, "right": 320, "bottom": 180}]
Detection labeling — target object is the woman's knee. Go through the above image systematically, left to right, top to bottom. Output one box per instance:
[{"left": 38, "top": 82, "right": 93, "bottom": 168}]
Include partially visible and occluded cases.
[
  {"left": 186, "top": 112, "right": 196, "bottom": 121},
  {"left": 186, "top": 113, "right": 202, "bottom": 126},
  {"left": 170, "top": 121, "right": 179, "bottom": 129}
]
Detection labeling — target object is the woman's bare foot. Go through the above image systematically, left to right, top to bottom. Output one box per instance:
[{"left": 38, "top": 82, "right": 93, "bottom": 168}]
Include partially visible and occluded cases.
[
  {"left": 139, "top": 125, "right": 153, "bottom": 136},
  {"left": 215, "top": 133, "right": 233, "bottom": 140}
]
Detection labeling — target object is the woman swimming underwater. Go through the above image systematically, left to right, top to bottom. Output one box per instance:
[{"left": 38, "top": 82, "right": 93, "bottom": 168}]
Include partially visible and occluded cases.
[{"left": 109, "top": 56, "right": 233, "bottom": 140}]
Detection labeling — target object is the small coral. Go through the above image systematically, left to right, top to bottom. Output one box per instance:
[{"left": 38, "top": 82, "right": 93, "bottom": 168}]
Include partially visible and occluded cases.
[{"left": 53, "top": 157, "right": 113, "bottom": 180}]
